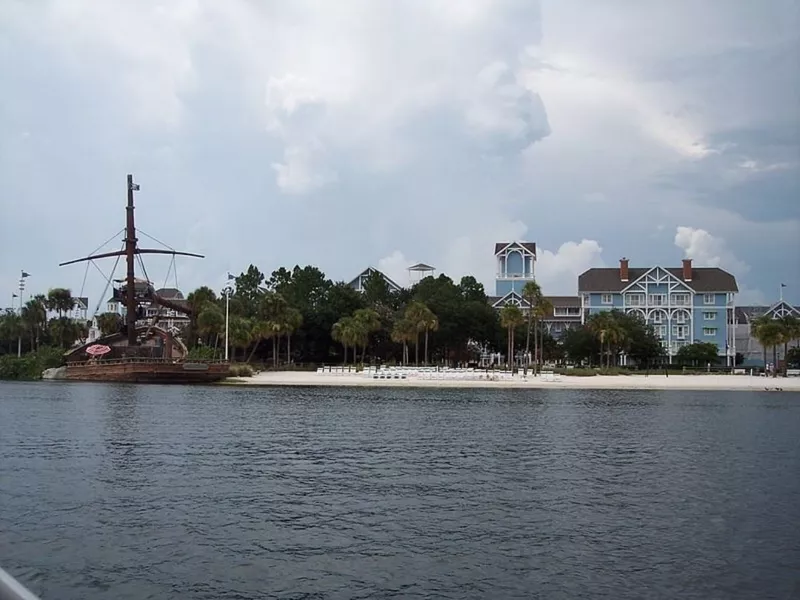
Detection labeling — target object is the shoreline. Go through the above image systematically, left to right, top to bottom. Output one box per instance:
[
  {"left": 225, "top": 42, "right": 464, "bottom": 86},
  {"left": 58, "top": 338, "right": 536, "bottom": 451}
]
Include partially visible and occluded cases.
[{"left": 224, "top": 371, "right": 800, "bottom": 392}]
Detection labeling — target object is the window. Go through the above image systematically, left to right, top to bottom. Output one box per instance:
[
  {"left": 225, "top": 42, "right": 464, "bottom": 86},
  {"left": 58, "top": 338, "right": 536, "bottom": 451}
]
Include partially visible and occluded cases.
[
  {"left": 626, "top": 293, "right": 645, "bottom": 306},
  {"left": 671, "top": 293, "right": 690, "bottom": 306},
  {"left": 704, "top": 293, "right": 715, "bottom": 305},
  {"left": 601, "top": 294, "right": 613, "bottom": 304},
  {"left": 648, "top": 294, "right": 666, "bottom": 306},
  {"left": 553, "top": 307, "right": 581, "bottom": 317},
  {"left": 703, "top": 311, "right": 716, "bottom": 320},
  {"left": 674, "top": 312, "right": 687, "bottom": 324},
  {"left": 651, "top": 313, "right": 663, "bottom": 324},
  {"left": 656, "top": 325, "right": 667, "bottom": 338},
  {"left": 672, "top": 325, "right": 688, "bottom": 339},
  {"left": 703, "top": 327, "right": 717, "bottom": 336}
]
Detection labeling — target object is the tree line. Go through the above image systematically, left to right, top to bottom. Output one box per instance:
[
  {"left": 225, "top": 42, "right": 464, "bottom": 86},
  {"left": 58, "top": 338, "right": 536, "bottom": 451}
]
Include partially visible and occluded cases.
[{"left": 2, "top": 265, "right": 798, "bottom": 375}]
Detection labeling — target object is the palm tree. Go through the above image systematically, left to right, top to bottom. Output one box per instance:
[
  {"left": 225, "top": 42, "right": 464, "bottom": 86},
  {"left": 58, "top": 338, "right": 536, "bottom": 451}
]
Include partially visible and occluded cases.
[
  {"left": 522, "top": 281, "right": 542, "bottom": 366},
  {"left": 46, "top": 288, "right": 75, "bottom": 318},
  {"left": 21, "top": 296, "right": 47, "bottom": 351},
  {"left": 533, "top": 297, "right": 553, "bottom": 373},
  {"left": 405, "top": 301, "right": 438, "bottom": 365},
  {"left": 197, "top": 304, "right": 225, "bottom": 352},
  {"left": 499, "top": 304, "right": 525, "bottom": 369},
  {"left": 283, "top": 307, "right": 303, "bottom": 365},
  {"left": 353, "top": 308, "right": 381, "bottom": 364},
  {"left": 588, "top": 311, "right": 618, "bottom": 368},
  {"left": 96, "top": 312, "right": 123, "bottom": 336},
  {"left": 777, "top": 315, "right": 800, "bottom": 376},
  {"left": 228, "top": 316, "right": 254, "bottom": 361},
  {"left": 332, "top": 316, "right": 358, "bottom": 365},
  {"left": 752, "top": 316, "right": 782, "bottom": 376},
  {"left": 391, "top": 318, "right": 416, "bottom": 365}
]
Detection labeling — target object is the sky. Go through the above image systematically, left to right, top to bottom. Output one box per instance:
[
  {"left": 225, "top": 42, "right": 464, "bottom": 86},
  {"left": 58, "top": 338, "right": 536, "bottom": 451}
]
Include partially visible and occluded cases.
[{"left": 1, "top": 0, "right": 798, "bottom": 312}]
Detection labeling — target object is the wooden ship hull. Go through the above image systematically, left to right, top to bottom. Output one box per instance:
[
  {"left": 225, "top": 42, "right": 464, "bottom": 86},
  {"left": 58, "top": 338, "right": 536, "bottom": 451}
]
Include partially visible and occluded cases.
[
  {"left": 59, "top": 174, "right": 231, "bottom": 385},
  {"left": 64, "top": 325, "right": 230, "bottom": 383},
  {"left": 64, "top": 359, "right": 230, "bottom": 384}
]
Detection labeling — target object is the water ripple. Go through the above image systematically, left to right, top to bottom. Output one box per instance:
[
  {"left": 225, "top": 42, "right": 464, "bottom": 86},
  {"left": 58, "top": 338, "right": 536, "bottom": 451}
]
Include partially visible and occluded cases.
[{"left": 1, "top": 382, "right": 799, "bottom": 600}]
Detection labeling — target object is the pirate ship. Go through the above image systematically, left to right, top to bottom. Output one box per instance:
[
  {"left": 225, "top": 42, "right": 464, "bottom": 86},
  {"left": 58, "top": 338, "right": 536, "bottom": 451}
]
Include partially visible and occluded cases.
[{"left": 59, "top": 174, "right": 230, "bottom": 383}]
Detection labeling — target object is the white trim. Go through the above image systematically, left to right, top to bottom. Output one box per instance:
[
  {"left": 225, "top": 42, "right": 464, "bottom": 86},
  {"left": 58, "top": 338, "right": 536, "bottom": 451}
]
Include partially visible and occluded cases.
[
  {"left": 620, "top": 266, "right": 694, "bottom": 294},
  {"left": 491, "top": 291, "right": 531, "bottom": 309},
  {"left": 703, "top": 293, "right": 715, "bottom": 305}
]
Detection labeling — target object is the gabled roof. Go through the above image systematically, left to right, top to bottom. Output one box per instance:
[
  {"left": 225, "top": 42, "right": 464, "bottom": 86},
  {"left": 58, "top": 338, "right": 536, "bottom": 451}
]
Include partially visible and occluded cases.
[
  {"left": 494, "top": 242, "right": 537, "bottom": 256},
  {"left": 408, "top": 263, "right": 435, "bottom": 271},
  {"left": 348, "top": 266, "right": 402, "bottom": 292},
  {"left": 578, "top": 266, "right": 738, "bottom": 293},
  {"left": 155, "top": 288, "right": 184, "bottom": 299},
  {"left": 489, "top": 290, "right": 529, "bottom": 309},
  {"left": 545, "top": 295, "right": 581, "bottom": 307},
  {"left": 74, "top": 297, "right": 88, "bottom": 308},
  {"left": 736, "top": 304, "right": 800, "bottom": 323}
]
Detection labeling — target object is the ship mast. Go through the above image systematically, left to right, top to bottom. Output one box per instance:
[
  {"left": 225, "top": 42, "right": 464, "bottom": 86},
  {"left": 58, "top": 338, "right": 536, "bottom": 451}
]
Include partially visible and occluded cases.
[
  {"left": 59, "top": 174, "right": 205, "bottom": 349},
  {"left": 125, "top": 174, "right": 138, "bottom": 346}
]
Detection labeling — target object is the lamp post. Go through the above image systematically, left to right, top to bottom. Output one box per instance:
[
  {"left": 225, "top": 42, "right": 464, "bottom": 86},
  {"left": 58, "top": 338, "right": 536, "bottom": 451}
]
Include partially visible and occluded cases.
[
  {"left": 17, "top": 270, "right": 30, "bottom": 357},
  {"left": 223, "top": 273, "right": 235, "bottom": 361}
]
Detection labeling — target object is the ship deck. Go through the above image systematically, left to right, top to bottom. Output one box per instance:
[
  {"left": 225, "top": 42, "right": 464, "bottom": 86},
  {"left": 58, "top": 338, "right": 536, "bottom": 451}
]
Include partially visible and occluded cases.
[{"left": 64, "top": 357, "right": 231, "bottom": 384}]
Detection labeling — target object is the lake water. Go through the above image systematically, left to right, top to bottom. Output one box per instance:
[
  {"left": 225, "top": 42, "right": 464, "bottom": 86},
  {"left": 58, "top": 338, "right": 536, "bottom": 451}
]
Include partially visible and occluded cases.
[{"left": 1, "top": 382, "right": 799, "bottom": 600}]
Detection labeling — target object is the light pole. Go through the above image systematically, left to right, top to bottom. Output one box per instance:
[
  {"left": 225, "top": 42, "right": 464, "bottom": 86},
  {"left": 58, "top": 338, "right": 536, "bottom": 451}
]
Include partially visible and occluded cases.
[
  {"left": 17, "top": 270, "right": 30, "bottom": 357},
  {"left": 223, "top": 273, "right": 235, "bottom": 361}
]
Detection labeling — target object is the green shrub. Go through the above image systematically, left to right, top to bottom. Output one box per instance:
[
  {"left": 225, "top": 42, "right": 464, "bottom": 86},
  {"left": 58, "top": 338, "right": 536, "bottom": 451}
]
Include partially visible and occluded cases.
[
  {"left": 187, "top": 346, "right": 216, "bottom": 360},
  {"left": 0, "top": 347, "right": 65, "bottom": 380},
  {"left": 229, "top": 363, "right": 254, "bottom": 377}
]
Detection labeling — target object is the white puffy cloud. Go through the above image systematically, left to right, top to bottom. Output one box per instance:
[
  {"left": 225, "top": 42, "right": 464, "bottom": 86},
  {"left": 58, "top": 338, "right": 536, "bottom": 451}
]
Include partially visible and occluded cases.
[
  {"left": 272, "top": 142, "right": 338, "bottom": 195},
  {"left": 673, "top": 226, "right": 750, "bottom": 275},
  {"left": 536, "top": 240, "right": 605, "bottom": 295},
  {"left": 377, "top": 251, "right": 414, "bottom": 289}
]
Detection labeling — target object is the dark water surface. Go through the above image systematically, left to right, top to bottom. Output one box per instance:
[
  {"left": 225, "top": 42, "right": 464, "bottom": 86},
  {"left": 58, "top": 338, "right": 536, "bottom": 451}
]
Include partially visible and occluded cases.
[{"left": 1, "top": 382, "right": 799, "bottom": 600}]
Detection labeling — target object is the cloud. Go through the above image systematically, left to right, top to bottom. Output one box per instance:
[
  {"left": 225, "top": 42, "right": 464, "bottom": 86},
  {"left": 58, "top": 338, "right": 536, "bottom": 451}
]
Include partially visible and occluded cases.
[
  {"left": 1, "top": 0, "right": 798, "bottom": 310},
  {"left": 272, "top": 141, "right": 338, "bottom": 195},
  {"left": 673, "top": 226, "right": 749, "bottom": 275},
  {"left": 536, "top": 240, "right": 605, "bottom": 295},
  {"left": 377, "top": 251, "right": 414, "bottom": 289}
]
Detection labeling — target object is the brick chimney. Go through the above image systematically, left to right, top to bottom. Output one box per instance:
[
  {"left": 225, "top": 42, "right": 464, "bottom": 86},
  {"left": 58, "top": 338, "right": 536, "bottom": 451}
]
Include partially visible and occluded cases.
[
  {"left": 620, "top": 257, "right": 629, "bottom": 282},
  {"left": 682, "top": 258, "right": 692, "bottom": 281}
]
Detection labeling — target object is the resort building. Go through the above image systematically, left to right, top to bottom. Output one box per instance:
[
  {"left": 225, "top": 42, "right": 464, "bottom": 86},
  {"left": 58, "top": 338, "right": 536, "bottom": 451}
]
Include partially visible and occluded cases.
[
  {"left": 493, "top": 242, "right": 537, "bottom": 300},
  {"left": 578, "top": 258, "right": 738, "bottom": 362},
  {"left": 347, "top": 267, "right": 403, "bottom": 294},
  {"left": 106, "top": 283, "right": 190, "bottom": 335},
  {"left": 144, "top": 288, "right": 191, "bottom": 335},
  {"left": 72, "top": 296, "right": 89, "bottom": 322},
  {"left": 734, "top": 301, "right": 800, "bottom": 367}
]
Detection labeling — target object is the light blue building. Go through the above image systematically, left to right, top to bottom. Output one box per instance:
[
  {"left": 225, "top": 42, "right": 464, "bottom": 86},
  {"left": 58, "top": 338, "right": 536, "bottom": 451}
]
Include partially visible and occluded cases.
[
  {"left": 487, "top": 241, "right": 582, "bottom": 341},
  {"left": 493, "top": 242, "right": 537, "bottom": 299},
  {"left": 578, "top": 258, "right": 738, "bottom": 363}
]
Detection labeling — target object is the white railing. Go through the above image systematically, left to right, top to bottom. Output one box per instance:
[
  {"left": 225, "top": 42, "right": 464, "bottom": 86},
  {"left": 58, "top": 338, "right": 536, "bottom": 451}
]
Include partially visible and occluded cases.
[{"left": 0, "top": 567, "right": 41, "bottom": 600}]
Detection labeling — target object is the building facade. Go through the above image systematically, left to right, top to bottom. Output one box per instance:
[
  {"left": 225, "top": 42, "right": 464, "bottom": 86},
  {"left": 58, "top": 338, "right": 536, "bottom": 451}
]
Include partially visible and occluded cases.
[
  {"left": 487, "top": 242, "right": 581, "bottom": 342},
  {"left": 494, "top": 242, "right": 537, "bottom": 298},
  {"left": 579, "top": 258, "right": 738, "bottom": 361},
  {"left": 347, "top": 267, "right": 403, "bottom": 294},
  {"left": 106, "top": 283, "right": 190, "bottom": 335},
  {"left": 734, "top": 301, "right": 800, "bottom": 367}
]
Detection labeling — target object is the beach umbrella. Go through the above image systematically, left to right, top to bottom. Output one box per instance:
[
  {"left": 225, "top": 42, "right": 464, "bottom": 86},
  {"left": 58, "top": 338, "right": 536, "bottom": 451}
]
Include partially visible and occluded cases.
[{"left": 85, "top": 344, "right": 111, "bottom": 357}]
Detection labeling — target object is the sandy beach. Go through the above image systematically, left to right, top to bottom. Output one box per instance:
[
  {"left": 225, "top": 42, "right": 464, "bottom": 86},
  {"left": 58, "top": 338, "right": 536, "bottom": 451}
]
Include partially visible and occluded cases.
[{"left": 225, "top": 370, "right": 800, "bottom": 391}]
